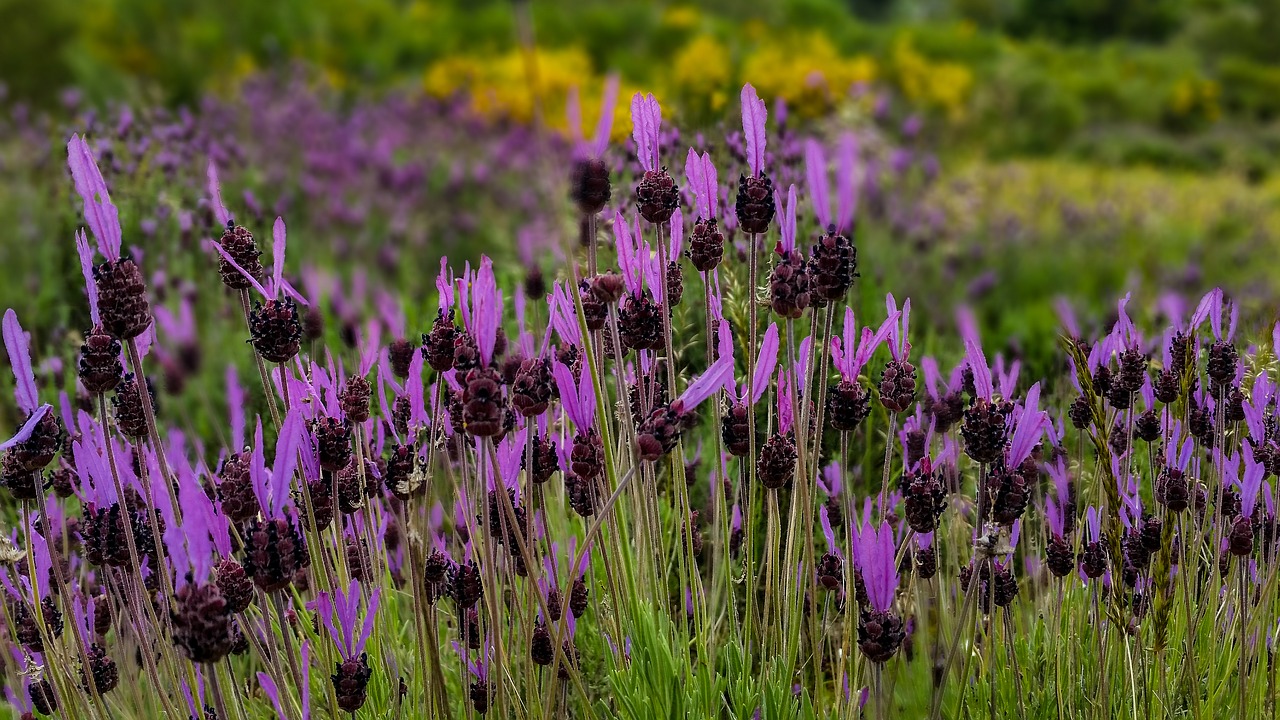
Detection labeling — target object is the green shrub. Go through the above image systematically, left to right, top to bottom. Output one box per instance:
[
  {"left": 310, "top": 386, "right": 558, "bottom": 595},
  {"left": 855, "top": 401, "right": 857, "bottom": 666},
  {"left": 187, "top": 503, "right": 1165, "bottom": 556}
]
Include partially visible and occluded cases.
[{"left": 1216, "top": 55, "right": 1280, "bottom": 121}]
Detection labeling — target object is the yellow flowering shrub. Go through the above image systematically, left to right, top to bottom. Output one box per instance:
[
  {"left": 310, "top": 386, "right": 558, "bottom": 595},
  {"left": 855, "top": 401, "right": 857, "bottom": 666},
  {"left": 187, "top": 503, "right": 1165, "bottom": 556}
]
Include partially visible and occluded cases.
[
  {"left": 661, "top": 6, "right": 701, "bottom": 31},
  {"left": 741, "top": 33, "right": 877, "bottom": 118},
  {"left": 672, "top": 35, "right": 732, "bottom": 116},
  {"left": 892, "top": 36, "right": 974, "bottom": 122},
  {"left": 424, "top": 47, "right": 638, "bottom": 143},
  {"left": 1165, "top": 76, "right": 1220, "bottom": 129}
]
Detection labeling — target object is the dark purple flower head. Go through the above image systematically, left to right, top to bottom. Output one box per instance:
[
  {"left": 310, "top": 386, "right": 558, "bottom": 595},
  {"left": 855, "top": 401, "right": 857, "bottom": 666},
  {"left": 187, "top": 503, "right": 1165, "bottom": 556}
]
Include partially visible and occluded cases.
[{"left": 212, "top": 218, "right": 307, "bottom": 306}]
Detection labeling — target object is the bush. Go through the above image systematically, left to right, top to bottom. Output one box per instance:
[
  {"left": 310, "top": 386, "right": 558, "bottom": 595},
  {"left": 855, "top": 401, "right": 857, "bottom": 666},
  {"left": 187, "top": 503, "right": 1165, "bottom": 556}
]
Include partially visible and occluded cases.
[{"left": 1216, "top": 55, "right": 1280, "bottom": 121}]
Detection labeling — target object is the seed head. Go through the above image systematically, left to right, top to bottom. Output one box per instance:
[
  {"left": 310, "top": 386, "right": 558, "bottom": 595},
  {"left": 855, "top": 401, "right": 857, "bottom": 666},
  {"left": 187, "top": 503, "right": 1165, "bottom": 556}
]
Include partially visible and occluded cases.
[
  {"left": 570, "top": 157, "right": 612, "bottom": 215},
  {"left": 634, "top": 168, "right": 679, "bottom": 224},
  {"left": 735, "top": 173, "right": 775, "bottom": 234},
  {"left": 687, "top": 217, "right": 724, "bottom": 273},
  {"left": 216, "top": 223, "right": 264, "bottom": 290},
  {"left": 768, "top": 248, "right": 810, "bottom": 319},
  {"left": 94, "top": 258, "right": 150, "bottom": 340},
  {"left": 248, "top": 298, "right": 303, "bottom": 364},
  {"left": 78, "top": 327, "right": 123, "bottom": 394},
  {"left": 879, "top": 358, "right": 917, "bottom": 414},
  {"left": 757, "top": 432, "right": 797, "bottom": 490},
  {"left": 242, "top": 517, "right": 311, "bottom": 593},
  {"left": 215, "top": 557, "right": 254, "bottom": 614},
  {"left": 171, "top": 582, "right": 235, "bottom": 664},
  {"left": 857, "top": 608, "right": 904, "bottom": 664},
  {"left": 80, "top": 643, "right": 118, "bottom": 694},
  {"left": 333, "top": 654, "right": 373, "bottom": 713}
]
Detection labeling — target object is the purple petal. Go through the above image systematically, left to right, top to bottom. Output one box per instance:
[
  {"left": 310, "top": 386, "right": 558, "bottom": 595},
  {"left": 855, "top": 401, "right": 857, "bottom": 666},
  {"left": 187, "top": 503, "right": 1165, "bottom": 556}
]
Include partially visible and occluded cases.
[
  {"left": 590, "top": 75, "right": 619, "bottom": 158},
  {"left": 740, "top": 84, "right": 767, "bottom": 176},
  {"left": 630, "top": 93, "right": 661, "bottom": 172},
  {"left": 835, "top": 133, "right": 858, "bottom": 232},
  {"left": 66, "top": 135, "right": 122, "bottom": 261},
  {"left": 804, "top": 139, "right": 831, "bottom": 228},
  {"left": 206, "top": 160, "right": 232, "bottom": 227},
  {"left": 779, "top": 184, "right": 798, "bottom": 253},
  {"left": 668, "top": 208, "right": 683, "bottom": 258},
  {"left": 271, "top": 217, "right": 287, "bottom": 299},
  {"left": 76, "top": 231, "right": 101, "bottom": 324},
  {"left": 210, "top": 240, "right": 270, "bottom": 299},
  {"left": 436, "top": 257, "right": 455, "bottom": 311},
  {"left": 472, "top": 257, "right": 500, "bottom": 365},
  {"left": 1189, "top": 288, "right": 1220, "bottom": 334},
  {"left": 3, "top": 310, "right": 38, "bottom": 414},
  {"left": 750, "top": 323, "right": 780, "bottom": 406},
  {"left": 964, "top": 338, "right": 994, "bottom": 401},
  {"left": 678, "top": 354, "right": 733, "bottom": 411},
  {"left": 576, "top": 357, "right": 596, "bottom": 427},
  {"left": 553, "top": 361, "right": 587, "bottom": 429},
  {"left": 226, "top": 365, "right": 245, "bottom": 452},
  {"left": 1007, "top": 383, "right": 1046, "bottom": 466},
  {"left": 1, "top": 405, "right": 50, "bottom": 452},
  {"left": 271, "top": 408, "right": 305, "bottom": 518},
  {"left": 820, "top": 504, "right": 837, "bottom": 554},
  {"left": 355, "top": 586, "right": 381, "bottom": 657}
]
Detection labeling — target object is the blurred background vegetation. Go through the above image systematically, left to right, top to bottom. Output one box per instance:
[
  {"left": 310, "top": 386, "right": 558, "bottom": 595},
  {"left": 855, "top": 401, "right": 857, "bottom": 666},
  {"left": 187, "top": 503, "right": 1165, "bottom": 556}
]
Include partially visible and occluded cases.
[
  {"left": 2, "top": 0, "right": 1279, "bottom": 379},
  {"left": 7, "top": 0, "right": 1280, "bottom": 174}
]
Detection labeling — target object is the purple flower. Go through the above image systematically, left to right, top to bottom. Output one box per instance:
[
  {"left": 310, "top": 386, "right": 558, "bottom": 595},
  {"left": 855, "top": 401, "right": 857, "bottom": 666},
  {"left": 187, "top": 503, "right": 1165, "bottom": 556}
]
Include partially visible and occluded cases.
[
  {"left": 568, "top": 75, "right": 619, "bottom": 160},
  {"left": 740, "top": 84, "right": 768, "bottom": 177},
  {"left": 630, "top": 92, "right": 662, "bottom": 173},
  {"left": 836, "top": 133, "right": 859, "bottom": 232},
  {"left": 67, "top": 134, "right": 123, "bottom": 261},
  {"left": 804, "top": 139, "right": 832, "bottom": 229},
  {"left": 684, "top": 148, "right": 718, "bottom": 221},
  {"left": 206, "top": 160, "right": 233, "bottom": 227},
  {"left": 775, "top": 184, "right": 798, "bottom": 254},
  {"left": 614, "top": 210, "right": 648, "bottom": 297},
  {"left": 212, "top": 217, "right": 306, "bottom": 304},
  {"left": 75, "top": 231, "right": 101, "bottom": 324},
  {"left": 470, "top": 257, "right": 502, "bottom": 366},
  {"left": 884, "top": 294, "right": 911, "bottom": 363},
  {"left": 830, "top": 307, "right": 895, "bottom": 383},
  {"left": 4, "top": 310, "right": 40, "bottom": 415},
  {"left": 727, "top": 322, "right": 779, "bottom": 406},
  {"left": 674, "top": 348, "right": 734, "bottom": 414},
  {"left": 552, "top": 359, "right": 596, "bottom": 431},
  {"left": 1006, "top": 383, "right": 1047, "bottom": 467},
  {"left": 1239, "top": 448, "right": 1266, "bottom": 518},
  {"left": 1085, "top": 506, "right": 1102, "bottom": 542},
  {"left": 858, "top": 521, "right": 897, "bottom": 613},
  {"left": 313, "top": 580, "right": 382, "bottom": 660},
  {"left": 259, "top": 641, "right": 312, "bottom": 720}
]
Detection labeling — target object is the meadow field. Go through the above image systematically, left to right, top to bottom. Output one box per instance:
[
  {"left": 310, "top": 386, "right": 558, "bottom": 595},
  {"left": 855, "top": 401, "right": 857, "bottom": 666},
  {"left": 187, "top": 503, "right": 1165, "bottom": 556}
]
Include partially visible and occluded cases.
[{"left": 1, "top": 1, "right": 1279, "bottom": 717}]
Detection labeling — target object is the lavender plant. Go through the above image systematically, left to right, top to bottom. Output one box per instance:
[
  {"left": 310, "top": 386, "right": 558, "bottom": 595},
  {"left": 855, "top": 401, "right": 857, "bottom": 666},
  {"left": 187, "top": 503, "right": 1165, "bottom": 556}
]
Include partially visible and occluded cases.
[{"left": 0, "top": 80, "right": 1277, "bottom": 720}]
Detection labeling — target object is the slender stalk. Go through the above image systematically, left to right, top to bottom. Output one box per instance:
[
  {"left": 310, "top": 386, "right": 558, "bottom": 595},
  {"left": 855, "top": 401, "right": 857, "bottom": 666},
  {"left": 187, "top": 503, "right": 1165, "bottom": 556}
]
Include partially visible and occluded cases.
[{"left": 744, "top": 230, "right": 761, "bottom": 652}]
